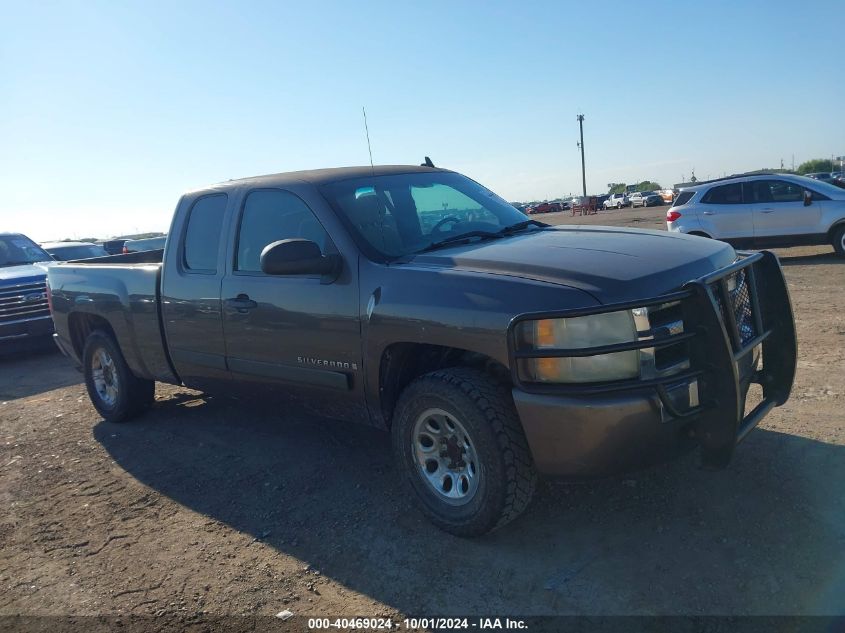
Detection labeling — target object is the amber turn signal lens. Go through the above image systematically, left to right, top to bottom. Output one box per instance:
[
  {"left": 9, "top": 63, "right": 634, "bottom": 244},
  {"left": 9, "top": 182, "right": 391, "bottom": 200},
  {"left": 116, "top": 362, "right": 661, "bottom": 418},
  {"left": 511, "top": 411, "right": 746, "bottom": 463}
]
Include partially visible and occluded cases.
[{"left": 535, "top": 319, "right": 556, "bottom": 348}]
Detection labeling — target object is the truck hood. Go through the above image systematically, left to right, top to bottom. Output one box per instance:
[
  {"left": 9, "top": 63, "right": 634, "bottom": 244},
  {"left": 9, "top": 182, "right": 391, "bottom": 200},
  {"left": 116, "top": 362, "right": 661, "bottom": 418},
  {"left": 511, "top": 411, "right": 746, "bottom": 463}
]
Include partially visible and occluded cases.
[
  {"left": 408, "top": 226, "right": 736, "bottom": 303},
  {"left": 0, "top": 262, "right": 51, "bottom": 285}
]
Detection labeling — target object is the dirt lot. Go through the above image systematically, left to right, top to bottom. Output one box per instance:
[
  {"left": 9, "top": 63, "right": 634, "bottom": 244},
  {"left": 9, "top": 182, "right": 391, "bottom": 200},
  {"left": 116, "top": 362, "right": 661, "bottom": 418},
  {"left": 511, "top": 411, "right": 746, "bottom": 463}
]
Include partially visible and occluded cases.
[{"left": 2, "top": 205, "right": 844, "bottom": 620}]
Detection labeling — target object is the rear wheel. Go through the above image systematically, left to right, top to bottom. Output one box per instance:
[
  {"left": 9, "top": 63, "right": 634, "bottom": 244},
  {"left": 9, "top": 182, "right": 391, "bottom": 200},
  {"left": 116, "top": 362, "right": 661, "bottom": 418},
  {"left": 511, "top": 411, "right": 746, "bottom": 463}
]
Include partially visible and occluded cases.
[
  {"left": 617, "top": 202, "right": 622, "bottom": 209},
  {"left": 832, "top": 225, "right": 845, "bottom": 258},
  {"left": 83, "top": 330, "right": 154, "bottom": 422},
  {"left": 392, "top": 368, "right": 537, "bottom": 536}
]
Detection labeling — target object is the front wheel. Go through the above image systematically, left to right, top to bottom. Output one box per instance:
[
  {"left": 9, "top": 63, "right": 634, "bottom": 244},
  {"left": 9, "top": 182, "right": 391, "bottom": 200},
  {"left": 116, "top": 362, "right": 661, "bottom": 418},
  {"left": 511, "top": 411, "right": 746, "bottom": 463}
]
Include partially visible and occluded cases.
[
  {"left": 832, "top": 225, "right": 845, "bottom": 258},
  {"left": 83, "top": 330, "right": 154, "bottom": 422},
  {"left": 392, "top": 368, "right": 537, "bottom": 536}
]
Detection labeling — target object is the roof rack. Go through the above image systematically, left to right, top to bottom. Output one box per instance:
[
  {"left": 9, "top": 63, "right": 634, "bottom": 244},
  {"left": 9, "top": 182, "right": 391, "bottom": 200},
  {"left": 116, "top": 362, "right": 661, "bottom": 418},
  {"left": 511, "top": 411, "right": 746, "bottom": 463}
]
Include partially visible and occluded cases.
[{"left": 681, "top": 171, "right": 797, "bottom": 188}]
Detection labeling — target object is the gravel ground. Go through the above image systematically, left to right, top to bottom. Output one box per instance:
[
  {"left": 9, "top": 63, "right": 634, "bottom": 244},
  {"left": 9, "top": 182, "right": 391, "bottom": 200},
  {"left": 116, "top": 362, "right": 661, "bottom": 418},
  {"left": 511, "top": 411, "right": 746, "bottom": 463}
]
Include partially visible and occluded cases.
[{"left": 1, "top": 205, "right": 843, "bottom": 620}]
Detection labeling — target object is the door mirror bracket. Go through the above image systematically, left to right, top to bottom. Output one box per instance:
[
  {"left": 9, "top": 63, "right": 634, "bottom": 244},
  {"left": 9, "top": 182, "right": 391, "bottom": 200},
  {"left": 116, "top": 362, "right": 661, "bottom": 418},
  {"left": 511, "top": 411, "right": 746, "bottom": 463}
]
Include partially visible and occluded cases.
[{"left": 803, "top": 190, "right": 813, "bottom": 207}]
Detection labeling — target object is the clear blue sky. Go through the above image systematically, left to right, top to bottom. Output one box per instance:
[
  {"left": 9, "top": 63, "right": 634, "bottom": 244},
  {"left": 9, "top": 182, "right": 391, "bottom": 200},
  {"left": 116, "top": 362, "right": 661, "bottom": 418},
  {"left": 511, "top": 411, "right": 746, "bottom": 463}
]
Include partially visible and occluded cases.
[{"left": 2, "top": 0, "right": 843, "bottom": 241}]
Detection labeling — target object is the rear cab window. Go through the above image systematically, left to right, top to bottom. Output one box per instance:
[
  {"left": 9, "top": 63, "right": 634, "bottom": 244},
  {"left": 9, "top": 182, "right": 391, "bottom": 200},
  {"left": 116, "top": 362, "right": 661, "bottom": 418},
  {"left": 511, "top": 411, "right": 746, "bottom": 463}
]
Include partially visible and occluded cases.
[{"left": 183, "top": 194, "right": 228, "bottom": 273}]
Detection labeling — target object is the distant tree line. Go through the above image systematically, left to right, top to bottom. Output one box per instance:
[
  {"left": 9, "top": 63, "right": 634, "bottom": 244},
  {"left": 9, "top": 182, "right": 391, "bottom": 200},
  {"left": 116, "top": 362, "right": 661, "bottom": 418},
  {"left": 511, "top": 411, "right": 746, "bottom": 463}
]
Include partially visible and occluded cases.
[{"left": 797, "top": 158, "right": 839, "bottom": 174}]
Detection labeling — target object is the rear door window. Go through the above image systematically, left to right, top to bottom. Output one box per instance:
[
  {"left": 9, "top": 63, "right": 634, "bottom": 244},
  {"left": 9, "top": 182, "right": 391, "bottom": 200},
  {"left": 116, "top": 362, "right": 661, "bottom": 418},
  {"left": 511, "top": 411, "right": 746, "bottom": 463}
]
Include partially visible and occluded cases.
[
  {"left": 701, "top": 183, "right": 743, "bottom": 204},
  {"left": 183, "top": 194, "right": 228, "bottom": 272}
]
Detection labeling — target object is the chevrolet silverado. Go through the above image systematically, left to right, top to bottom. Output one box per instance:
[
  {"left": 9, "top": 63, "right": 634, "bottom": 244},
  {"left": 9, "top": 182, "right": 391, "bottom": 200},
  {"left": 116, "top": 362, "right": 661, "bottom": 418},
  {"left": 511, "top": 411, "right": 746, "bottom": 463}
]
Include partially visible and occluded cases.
[{"left": 47, "top": 165, "right": 797, "bottom": 535}]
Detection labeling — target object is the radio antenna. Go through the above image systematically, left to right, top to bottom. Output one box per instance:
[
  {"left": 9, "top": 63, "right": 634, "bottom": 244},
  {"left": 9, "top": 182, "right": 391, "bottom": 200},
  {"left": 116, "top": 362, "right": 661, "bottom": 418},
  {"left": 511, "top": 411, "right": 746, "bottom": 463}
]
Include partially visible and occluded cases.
[{"left": 362, "top": 106, "right": 374, "bottom": 173}]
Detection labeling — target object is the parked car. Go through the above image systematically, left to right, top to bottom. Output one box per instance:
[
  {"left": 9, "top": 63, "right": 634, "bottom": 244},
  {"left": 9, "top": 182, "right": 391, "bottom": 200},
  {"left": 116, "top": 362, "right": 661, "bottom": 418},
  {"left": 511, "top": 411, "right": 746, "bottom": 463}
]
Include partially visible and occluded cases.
[
  {"left": 48, "top": 164, "right": 796, "bottom": 536},
  {"left": 805, "top": 172, "right": 835, "bottom": 183},
  {"left": 666, "top": 174, "right": 845, "bottom": 256},
  {"left": 659, "top": 189, "right": 677, "bottom": 204},
  {"left": 630, "top": 191, "right": 663, "bottom": 208},
  {"left": 602, "top": 193, "right": 629, "bottom": 209},
  {"left": 594, "top": 194, "right": 610, "bottom": 209},
  {"left": 526, "top": 202, "right": 562, "bottom": 214},
  {"left": 0, "top": 232, "right": 54, "bottom": 350},
  {"left": 122, "top": 236, "right": 167, "bottom": 253},
  {"left": 101, "top": 239, "right": 128, "bottom": 255},
  {"left": 42, "top": 241, "right": 109, "bottom": 261}
]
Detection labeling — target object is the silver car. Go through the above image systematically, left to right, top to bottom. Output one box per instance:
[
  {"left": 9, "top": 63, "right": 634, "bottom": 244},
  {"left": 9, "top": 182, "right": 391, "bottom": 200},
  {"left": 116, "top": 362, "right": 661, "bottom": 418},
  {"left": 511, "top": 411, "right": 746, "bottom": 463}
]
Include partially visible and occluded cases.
[
  {"left": 666, "top": 174, "right": 845, "bottom": 257},
  {"left": 629, "top": 191, "right": 663, "bottom": 208}
]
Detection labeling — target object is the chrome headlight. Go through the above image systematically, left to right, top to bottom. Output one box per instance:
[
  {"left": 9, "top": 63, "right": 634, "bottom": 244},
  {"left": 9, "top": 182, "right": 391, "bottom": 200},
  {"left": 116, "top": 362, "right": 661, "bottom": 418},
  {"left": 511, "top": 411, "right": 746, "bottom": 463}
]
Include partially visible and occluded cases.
[{"left": 515, "top": 311, "right": 640, "bottom": 383}]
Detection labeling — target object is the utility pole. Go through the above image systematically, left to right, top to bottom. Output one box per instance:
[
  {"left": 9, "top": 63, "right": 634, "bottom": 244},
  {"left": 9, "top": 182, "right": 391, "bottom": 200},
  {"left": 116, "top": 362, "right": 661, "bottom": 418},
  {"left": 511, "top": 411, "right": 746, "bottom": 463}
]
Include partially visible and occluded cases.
[{"left": 576, "top": 114, "right": 586, "bottom": 197}]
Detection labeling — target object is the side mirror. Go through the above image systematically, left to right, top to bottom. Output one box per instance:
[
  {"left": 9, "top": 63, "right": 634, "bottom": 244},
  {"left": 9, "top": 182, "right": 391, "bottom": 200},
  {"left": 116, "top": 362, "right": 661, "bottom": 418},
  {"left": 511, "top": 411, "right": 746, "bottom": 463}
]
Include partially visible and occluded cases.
[
  {"left": 804, "top": 190, "right": 812, "bottom": 206},
  {"left": 260, "top": 239, "right": 341, "bottom": 281}
]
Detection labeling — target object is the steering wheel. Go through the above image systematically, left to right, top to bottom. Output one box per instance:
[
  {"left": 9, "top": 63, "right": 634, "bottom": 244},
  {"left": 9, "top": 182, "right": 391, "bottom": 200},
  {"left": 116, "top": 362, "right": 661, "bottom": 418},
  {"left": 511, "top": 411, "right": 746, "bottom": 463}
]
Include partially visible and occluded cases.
[{"left": 431, "top": 216, "right": 462, "bottom": 233}]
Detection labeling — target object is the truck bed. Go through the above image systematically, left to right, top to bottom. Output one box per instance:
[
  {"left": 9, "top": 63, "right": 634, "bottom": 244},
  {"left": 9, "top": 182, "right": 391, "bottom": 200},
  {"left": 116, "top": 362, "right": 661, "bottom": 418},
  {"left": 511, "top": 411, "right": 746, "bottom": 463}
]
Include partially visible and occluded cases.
[{"left": 46, "top": 251, "right": 177, "bottom": 384}]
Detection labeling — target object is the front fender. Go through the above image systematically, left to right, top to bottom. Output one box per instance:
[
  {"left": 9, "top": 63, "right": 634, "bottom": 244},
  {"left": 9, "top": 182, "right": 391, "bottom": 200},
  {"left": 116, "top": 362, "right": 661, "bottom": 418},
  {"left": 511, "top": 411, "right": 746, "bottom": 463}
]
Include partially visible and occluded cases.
[{"left": 359, "top": 261, "right": 599, "bottom": 425}]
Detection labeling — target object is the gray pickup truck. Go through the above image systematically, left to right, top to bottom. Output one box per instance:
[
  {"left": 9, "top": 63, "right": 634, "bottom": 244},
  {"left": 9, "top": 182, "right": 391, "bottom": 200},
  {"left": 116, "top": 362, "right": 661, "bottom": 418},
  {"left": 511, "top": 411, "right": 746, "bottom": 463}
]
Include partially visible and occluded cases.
[{"left": 47, "top": 165, "right": 797, "bottom": 535}]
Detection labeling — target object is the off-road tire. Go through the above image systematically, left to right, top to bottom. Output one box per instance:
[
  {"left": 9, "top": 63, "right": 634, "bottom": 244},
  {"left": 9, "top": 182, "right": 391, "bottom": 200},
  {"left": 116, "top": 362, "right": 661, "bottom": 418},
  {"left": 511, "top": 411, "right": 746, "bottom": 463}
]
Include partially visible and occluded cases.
[
  {"left": 832, "top": 225, "right": 845, "bottom": 258},
  {"left": 82, "top": 330, "right": 154, "bottom": 423},
  {"left": 392, "top": 368, "right": 537, "bottom": 536}
]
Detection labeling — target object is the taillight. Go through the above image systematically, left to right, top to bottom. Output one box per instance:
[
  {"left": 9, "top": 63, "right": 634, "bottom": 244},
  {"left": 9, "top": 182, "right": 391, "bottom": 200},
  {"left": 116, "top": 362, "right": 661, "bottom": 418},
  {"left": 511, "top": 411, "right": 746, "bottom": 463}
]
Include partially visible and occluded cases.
[
  {"left": 666, "top": 210, "right": 681, "bottom": 223},
  {"left": 45, "top": 282, "right": 53, "bottom": 314}
]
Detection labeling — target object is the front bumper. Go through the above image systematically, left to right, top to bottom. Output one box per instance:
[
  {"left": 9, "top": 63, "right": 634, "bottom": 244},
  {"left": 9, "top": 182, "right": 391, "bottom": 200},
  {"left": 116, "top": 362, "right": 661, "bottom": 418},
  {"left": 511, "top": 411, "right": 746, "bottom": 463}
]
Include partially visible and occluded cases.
[
  {"left": 509, "top": 250, "right": 797, "bottom": 476},
  {"left": 0, "top": 314, "right": 54, "bottom": 347},
  {"left": 514, "top": 388, "right": 698, "bottom": 477}
]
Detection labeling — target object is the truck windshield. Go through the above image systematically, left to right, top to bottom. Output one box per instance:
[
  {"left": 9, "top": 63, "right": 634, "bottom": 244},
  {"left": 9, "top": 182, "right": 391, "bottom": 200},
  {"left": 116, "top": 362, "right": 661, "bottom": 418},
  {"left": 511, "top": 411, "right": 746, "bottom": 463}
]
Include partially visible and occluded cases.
[
  {"left": 320, "top": 172, "right": 531, "bottom": 258},
  {"left": 0, "top": 235, "right": 53, "bottom": 267}
]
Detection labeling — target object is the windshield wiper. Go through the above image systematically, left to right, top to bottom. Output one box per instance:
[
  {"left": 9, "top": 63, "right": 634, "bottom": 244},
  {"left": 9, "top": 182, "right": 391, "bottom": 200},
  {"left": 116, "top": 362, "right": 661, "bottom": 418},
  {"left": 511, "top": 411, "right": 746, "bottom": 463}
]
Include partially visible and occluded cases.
[
  {"left": 497, "top": 219, "right": 548, "bottom": 235},
  {"left": 416, "top": 220, "right": 549, "bottom": 254},
  {"left": 417, "top": 230, "right": 502, "bottom": 253}
]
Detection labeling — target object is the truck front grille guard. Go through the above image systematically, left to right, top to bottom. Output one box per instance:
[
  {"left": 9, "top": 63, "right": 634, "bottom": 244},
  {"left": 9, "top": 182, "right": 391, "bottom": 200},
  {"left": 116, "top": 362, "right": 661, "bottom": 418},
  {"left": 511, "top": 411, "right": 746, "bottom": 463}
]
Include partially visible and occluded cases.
[{"left": 507, "top": 250, "right": 797, "bottom": 468}]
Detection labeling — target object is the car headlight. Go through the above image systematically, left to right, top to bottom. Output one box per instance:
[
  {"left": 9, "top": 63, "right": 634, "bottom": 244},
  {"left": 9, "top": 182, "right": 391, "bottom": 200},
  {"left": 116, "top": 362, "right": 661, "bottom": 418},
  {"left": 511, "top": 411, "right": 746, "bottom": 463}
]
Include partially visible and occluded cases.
[{"left": 515, "top": 311, "right": 640, "bottom": 383}]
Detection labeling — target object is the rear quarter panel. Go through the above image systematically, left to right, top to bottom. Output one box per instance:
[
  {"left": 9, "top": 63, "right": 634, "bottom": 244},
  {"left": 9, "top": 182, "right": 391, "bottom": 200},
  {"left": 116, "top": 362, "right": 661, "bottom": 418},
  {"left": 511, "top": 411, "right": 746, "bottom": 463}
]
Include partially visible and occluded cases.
[
  {"left": 820, "top": 199, "right": 845, "bottom": 235},
  {"left": 47, "top": 263, "right": 176, "bottom": 382}
]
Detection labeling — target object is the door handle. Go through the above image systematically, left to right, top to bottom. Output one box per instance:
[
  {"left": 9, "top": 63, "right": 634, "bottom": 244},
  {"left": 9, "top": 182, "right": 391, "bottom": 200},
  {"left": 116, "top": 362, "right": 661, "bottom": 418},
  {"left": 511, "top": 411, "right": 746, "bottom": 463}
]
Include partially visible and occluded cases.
[
  {"left": 760, "top": 208, "right": 774, "bottom": 213},
  {"left": 702, "top": 211, "right": 714, "bottom": 216},
  {"left": 225, "top": 294, "right": 257, "bottom": 312}
]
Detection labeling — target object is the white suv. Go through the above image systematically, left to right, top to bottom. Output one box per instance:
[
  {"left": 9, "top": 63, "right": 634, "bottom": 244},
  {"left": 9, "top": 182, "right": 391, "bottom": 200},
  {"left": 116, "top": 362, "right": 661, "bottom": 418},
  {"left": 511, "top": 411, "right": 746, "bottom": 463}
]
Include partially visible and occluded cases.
[{"left": 666, "top": 174, "right": 845, "bottom": 257}]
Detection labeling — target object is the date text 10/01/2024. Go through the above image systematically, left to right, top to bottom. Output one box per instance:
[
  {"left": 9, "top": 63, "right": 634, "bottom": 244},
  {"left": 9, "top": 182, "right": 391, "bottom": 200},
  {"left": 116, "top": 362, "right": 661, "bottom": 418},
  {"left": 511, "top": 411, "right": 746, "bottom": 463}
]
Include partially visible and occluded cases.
[{"left": 307, "top": 618, "right": 529, "bottom": 630}]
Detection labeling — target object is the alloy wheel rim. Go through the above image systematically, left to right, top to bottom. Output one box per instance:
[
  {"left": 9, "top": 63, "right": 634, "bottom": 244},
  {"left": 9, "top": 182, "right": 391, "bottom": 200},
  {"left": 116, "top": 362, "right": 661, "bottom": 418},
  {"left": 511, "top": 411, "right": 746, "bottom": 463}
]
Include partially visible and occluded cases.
[
  {"left": 91, "top": 348, "right": 119, "bottom": 407},
  {"left": 411, "top": 408, "right": 480, "bottom": 506}
]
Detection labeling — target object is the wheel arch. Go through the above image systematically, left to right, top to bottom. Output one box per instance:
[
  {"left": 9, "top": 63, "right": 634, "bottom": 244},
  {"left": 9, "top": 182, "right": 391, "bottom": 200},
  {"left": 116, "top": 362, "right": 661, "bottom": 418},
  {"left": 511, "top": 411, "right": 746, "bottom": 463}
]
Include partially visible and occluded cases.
[
  {"left": 827, "top": 219, "right": 845, "bottom": 240},
  {"left": 68, "top": 312, "right": 117, "bottom": 360},
  {"left": 376, "top": 342, "right": 510, "bottom": 428}
]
